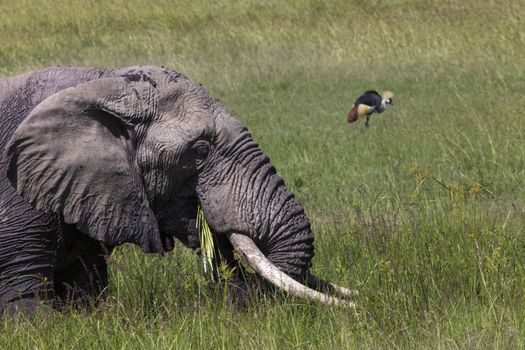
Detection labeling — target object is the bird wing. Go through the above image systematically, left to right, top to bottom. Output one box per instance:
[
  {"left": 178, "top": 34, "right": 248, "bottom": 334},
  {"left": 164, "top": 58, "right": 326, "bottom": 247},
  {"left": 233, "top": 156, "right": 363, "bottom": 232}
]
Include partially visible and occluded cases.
[
  {"left": 354, "top": 92, "right": 382, "bottom": 108},
  {"left": 357, "top": 104, "right": 376, "bottom": 117}
]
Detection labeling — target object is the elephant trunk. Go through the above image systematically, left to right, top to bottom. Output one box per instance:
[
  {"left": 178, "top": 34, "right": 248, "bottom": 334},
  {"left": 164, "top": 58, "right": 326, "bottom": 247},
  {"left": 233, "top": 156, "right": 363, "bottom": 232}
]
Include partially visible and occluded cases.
[
  {"left": 201, "top": 129, "right": 356, "bottom": 305},
  {"left": 230, "top": 142, "right": 314, "bottom": 278},
  {"left": 238, "top": 145, "right": 358, "bottom": 305},
  {"left": 254, "top": 172, "right": 315, "bottom": 279}
]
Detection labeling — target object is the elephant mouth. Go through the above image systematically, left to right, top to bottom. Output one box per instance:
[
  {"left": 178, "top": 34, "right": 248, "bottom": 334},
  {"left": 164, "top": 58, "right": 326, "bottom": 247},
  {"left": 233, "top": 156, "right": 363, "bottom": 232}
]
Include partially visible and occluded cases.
[
  {"left": 227, "top": 232, "right": 357, "bottom": 307},
  {"left": 161, "top": 233, "right": 175, "bottom": 252}
]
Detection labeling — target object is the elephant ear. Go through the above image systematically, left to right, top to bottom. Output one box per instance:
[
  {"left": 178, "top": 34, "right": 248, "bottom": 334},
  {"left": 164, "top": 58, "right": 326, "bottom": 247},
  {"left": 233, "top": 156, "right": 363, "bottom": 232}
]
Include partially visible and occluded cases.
[{"left": 4, "top": 77, "right": 165, "bottom": 253}]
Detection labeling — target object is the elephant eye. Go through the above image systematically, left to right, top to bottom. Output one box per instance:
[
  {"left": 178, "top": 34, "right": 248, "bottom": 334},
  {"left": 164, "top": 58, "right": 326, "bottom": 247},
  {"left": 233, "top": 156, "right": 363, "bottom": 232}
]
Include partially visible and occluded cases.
[{"left": 192, "top": 140, "right": 210, "bottom": 161}]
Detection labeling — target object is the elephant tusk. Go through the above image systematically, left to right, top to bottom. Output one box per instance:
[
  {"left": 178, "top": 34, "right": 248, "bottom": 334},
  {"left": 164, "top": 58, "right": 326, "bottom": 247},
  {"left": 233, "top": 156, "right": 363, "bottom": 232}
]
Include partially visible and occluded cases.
[
  {"left": 227, "top": 232, "right": 356, "bottom": 308},
  {"left": 305, "top": 274, "right": 358, "bottom": 300}
]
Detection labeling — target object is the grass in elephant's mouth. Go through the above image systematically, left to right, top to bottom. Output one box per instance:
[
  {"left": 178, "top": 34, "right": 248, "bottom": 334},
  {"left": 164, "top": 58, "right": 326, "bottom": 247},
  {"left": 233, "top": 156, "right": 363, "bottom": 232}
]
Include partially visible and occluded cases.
[{"left": 196, "top": 205, "right": 217, "bottom": 281}]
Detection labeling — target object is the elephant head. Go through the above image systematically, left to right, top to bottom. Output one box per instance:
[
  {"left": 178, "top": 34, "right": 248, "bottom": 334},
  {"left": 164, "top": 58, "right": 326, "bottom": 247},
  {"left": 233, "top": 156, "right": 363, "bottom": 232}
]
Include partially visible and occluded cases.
[{"left": 4, "top": 66, "right": 355, "bottom": 306}]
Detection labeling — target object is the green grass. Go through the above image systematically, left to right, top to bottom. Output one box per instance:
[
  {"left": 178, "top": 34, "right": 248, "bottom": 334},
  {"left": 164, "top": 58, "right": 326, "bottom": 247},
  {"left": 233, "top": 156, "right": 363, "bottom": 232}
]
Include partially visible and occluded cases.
[{"left": 1, "top": 0, "right": 525, "bottom": 348}]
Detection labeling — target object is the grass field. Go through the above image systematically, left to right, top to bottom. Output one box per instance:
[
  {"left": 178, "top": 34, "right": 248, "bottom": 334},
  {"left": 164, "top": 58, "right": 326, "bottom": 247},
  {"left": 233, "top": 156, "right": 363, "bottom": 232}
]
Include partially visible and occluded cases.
[{"left": 1, "top": 0, "right": 525, "bottom": 348}]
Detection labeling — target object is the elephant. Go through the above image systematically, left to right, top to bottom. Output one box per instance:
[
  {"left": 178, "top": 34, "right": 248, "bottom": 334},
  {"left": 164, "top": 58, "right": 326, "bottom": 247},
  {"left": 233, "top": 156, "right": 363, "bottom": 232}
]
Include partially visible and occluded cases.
[{"left": 0, "top": 66, "right": 355, "bottom": 315}]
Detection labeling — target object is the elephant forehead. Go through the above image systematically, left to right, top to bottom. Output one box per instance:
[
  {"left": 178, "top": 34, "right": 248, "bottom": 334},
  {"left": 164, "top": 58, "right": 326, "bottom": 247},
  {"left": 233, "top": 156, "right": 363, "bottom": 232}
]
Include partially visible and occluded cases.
[
  {"left": 157, "top": 79, "right": 213, "bottom": 112},
  {"left": 157, "top": 92, "right": 216, "bottom": 128},
  {"left": 213, "top": 110, "right": 249, "bottom": 143},
  {"left": 152, "top": 111, "right": 215, "bottom": 140},
  {"left": 141, "top": 123, "right": 211, "bottom": 163}
]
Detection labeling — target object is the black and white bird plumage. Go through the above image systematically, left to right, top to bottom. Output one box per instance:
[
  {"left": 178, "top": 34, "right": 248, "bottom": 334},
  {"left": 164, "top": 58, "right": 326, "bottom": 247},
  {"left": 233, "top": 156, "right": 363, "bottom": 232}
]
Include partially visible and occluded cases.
[{"left": 347, "top": 90, "right": 394, "bottom": 126}]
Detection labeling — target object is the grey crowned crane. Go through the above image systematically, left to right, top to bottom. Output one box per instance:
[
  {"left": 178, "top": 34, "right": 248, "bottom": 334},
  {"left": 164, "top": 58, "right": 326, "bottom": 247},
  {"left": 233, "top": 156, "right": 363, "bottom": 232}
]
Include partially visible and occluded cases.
[{"left": 347, "top": 90, "right": 394, "bottom": 126}]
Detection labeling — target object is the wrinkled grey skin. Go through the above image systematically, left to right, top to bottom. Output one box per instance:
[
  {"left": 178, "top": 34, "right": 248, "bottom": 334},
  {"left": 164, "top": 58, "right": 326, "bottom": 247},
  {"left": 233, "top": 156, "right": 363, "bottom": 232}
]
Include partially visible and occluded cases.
[{"left": 0, "top": 66, "right": 314, "bottom": 314}]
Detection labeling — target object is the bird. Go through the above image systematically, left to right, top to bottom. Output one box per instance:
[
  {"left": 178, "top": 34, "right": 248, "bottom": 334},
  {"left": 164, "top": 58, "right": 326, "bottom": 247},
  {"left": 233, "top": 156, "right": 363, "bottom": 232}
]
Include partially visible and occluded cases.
[{"left": 347, "top": 90, "right": 394, "bottom": 127}]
